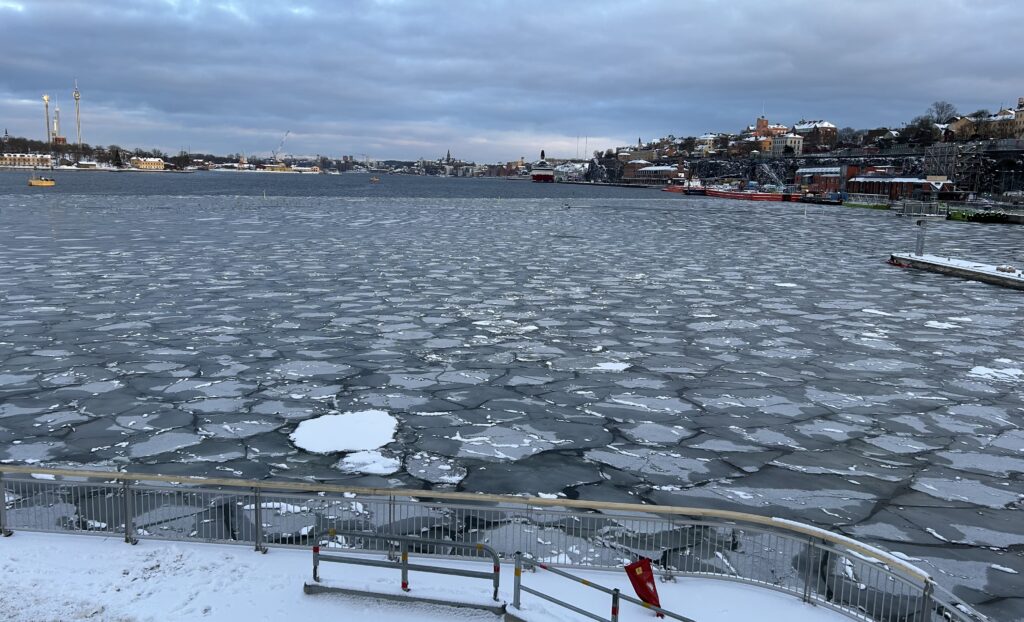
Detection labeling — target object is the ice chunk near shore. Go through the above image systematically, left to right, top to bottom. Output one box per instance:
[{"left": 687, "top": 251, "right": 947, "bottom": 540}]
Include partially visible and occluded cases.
[{"left": 289, "top": 410, "right": 397, "bottom": 453}]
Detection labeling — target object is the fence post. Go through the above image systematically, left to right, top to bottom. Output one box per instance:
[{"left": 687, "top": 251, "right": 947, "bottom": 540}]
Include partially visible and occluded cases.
[
  {"left": 915, "top": 219, "right": 926, "bottom": 256},
  {"left": 0, "top": 471, "right": 12, "bottom": 537},
  {"left": 122, "top": 479, "right": 137, "bottom": 545},
  {"left": 252, "top": 487, "right": 267, "bottom": 553},
  {"left": 387, "top": 495, "right": 396, "bottom": 561},
  {"left": 802, "top": 536, "right": 816, "bottom": 603},
  {"left": 400, "top": 541, "right": 410, "bottom": 592},
  {"left": 313, "top": 545, "right": 320, "bottom": 582},
  {"left": 513, "top": 552, "right": 522, "bottom": 610},
  {"left": 920, "top": 580, "right": 934, "bottom": 621},
  {"left": 611, "top": 588, "right": 620, "bottom": 622}
]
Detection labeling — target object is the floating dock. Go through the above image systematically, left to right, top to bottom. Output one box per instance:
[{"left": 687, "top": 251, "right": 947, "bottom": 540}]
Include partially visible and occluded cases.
[{"left": 888, "top": 252, "right": 1024, "bottom": 290}]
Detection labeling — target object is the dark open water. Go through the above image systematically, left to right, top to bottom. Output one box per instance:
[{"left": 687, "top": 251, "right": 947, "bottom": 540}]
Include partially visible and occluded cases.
[{"left": 1, "top": 169, "right": 1022, "bottom": 618}]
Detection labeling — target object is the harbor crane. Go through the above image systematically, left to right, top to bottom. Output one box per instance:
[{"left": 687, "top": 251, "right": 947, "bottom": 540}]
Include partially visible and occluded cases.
[{"left": 272, "top": 131, "right": 290, "bottom": 162}]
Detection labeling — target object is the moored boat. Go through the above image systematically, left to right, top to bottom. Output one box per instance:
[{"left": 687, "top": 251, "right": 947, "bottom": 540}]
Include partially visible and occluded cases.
[
  {"left": 531, "top": 150, "right": 555, "bottom": 183},
  {"left": 28, "top": 175, "right": 56, "bottom": 187},
  {"left": 663, "top": 178, "right": 705, "bottom": 194},
  {"left": 705, "top": 187, "right": 799, "bottom": 202}
]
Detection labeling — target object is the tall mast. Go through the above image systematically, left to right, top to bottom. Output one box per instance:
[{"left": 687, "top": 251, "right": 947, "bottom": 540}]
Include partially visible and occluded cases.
[
  {"left": 73, "top": 80, "right": 82, "bottom": 148},
  {"left": 42, "top": 94, "right": 51, "bottom": 144}
]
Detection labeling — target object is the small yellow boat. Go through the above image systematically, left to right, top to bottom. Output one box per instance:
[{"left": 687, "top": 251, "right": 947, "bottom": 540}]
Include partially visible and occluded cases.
[{"left": 28, "top": 175, "right": 56, "bottom": 187}]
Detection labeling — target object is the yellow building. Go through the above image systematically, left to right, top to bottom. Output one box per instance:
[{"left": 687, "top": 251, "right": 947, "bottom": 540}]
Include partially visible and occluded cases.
[
  {"left": 0, "top": 153, "right": 54, "bottom": 168},
  {"left": 129, "top": 157, "right": 165, "bottom": 170}
]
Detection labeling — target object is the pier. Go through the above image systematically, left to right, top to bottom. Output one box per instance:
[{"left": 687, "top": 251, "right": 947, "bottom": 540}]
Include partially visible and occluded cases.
[{"left": 888, "top": 252, "right": 1024, "bottom": 289}]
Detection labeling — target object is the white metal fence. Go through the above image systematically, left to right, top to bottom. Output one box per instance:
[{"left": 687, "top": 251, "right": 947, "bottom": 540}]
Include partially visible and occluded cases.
[{"left": 0, "top": 466, "right": 986, "bottom": 622}]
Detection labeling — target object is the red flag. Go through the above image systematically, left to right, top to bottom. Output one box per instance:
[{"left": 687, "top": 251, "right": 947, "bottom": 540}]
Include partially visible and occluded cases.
[{"left": 625, "top": 558, "right": 664, "bottom": 618}]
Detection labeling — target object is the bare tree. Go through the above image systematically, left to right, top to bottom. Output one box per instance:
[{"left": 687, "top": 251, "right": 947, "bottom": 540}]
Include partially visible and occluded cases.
[{"left": 927, "top": 101, "right": 959, "bottom": 123}]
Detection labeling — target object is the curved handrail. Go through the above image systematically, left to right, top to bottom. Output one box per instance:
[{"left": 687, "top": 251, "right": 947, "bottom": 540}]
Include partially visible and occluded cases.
[
  {"left": 0, "top": 464, "right": 986, "bottom": 621},
  {"left": 0, "top": 465, "right": 928, "bottom": 581}
]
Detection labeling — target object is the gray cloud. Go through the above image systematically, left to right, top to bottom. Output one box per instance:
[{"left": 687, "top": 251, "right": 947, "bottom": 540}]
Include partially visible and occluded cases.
[{"left": 1, "top": 0, "right": 1021, "bottom": 161}]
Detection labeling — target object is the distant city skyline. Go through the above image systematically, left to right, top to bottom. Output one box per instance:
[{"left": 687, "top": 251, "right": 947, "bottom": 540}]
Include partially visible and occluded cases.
[{"left": 0, "top": 0, "right": 1021, "bottom": 162}]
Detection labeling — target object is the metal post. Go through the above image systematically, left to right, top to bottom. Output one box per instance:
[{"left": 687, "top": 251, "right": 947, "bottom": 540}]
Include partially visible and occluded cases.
[
  {"left": 915, "top": 219, "right": 926, "bottom": 256},
  {"left": 0, "top": 472, "right": 12, "bottom": 537},
  {"left": 122, "top": 480, "right": 137, "bottom": 545},
  {"left": 252, "top": 488, "right": 267, "bottom": 553},
  {"left": 387, "top": 495, "right": 396, "bottom": 561},
  {"left": 802, "top": 536, "right": 816, "bottom": 603},
  {"left": 400, "top": 541, "right": 410, "bottom": 592},
  {"left": 313, "top": 546, "right": 320, "bottom": 582},
  {"left": 513, "top": 552, "right": 522, "bottom": 609},
  {"left": 920, "top": 580, "right": 934, "bottom": 620},
  {"left": 611, "top": 588, "right": 620, "bottom": 622}
]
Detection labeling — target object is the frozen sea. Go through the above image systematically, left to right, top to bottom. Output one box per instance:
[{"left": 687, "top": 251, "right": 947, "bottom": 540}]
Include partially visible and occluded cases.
[{"left": 1, "top": 170, "right": 1023, "bottom": 619}]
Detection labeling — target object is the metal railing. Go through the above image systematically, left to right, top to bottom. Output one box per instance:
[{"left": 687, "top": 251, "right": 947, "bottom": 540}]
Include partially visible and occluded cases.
[
  {"left": 845, "top": 193, "right": 889, "bottom": 207},
  {"left": 891, "top": 200, "right": 948, "bottom": 218},
  {"left": 0, "top": 466, "right": 987, "bottom": 622},
  {"left": 313, "top": 531, "right": 500, "bottom": 601},
  {"left": 512, "top": 552, "right": 696, "bottom": 622}
]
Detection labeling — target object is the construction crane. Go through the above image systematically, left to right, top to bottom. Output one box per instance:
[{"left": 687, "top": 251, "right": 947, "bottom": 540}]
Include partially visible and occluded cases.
[{"left": 272, "top": 131, "right": 290, "bottom": 162}]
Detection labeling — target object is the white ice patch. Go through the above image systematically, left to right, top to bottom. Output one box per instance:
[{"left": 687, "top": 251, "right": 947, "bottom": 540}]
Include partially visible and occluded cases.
[
  {"left": 774, "top": 283, "right": 799, "bottom": 288},
  {"left": 924, "top": 321, "right": 958, "bottom": 329},
  {"left": 592, "top": 362, "right": 630, "bottom": 372},
  {"left": 968, "top": 366, "right": 1022, "bottom": 382},
  {"left": 289, "top": 410, "right": 397, "bottom": 453},
  {"left": 335, "top": 451, "right": 401, "bottom": 475},
  {"left": 991, "top": 564, "right": 1019, "bottom": 574}
]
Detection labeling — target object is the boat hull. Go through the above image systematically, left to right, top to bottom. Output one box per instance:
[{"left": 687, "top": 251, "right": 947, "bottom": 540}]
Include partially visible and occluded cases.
[
  {"left": 531, "top": 172, "right": 554, "bottom": 183},
  {"left": 705, "top": 189, "right": 798, "bottom": 202}
]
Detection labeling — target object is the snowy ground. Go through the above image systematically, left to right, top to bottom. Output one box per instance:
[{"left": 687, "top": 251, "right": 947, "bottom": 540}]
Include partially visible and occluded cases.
[{"left": 0, "top": 531, "right": 850, "bottom": 622}]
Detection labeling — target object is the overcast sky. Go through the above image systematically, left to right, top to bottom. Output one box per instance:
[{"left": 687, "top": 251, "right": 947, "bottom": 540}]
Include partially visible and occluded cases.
[{"left": 1, "top": 0, "right": 1021, "bottom": 162}]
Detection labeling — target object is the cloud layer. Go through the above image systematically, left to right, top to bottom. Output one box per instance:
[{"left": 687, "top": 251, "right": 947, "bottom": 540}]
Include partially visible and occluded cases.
[{"left": 1, "top": 0, "right": 1020, "bottom": 161}]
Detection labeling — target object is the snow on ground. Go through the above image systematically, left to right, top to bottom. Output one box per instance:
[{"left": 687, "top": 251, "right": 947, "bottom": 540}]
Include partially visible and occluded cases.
[
  {"left": 288, "top": 410, "right": 397, "bottom": 453},
  {"left": 0, "top": 532, "right": 850, "bottom": 622}
]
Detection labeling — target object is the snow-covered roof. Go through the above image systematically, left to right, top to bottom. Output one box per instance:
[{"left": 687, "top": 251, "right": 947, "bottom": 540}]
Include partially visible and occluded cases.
[
  {"left": 986, "top": 110, "right": 1015, "bottom": 122},
  {"left": 793, "top": 120, "right": 836, "bottom": 131},
  {"left": 698, "top": 133, "right": 719, "bottom": 140},
  {"left": 627, "top": 159, "right": 652, "bottom": 165},
  {"left": 639, "top": 165, "right": 677, "bottom": 171},
  {"left": 796, "top": 167, "right": 841, "bottom": 175},
  {"left": 849, "top": 177, "right": 953, "bottom": 188}
]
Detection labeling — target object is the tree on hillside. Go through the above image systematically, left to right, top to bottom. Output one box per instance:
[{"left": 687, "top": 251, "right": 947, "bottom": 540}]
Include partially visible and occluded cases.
[
  {"left": 927, "top": 101, "right": 958, "bottom": 123},
  {"left": 968, "top": 109, "right": 991, "bottom": 121},
  {"left": 899, "top": 116, "right": 940, "bottom": 145},
  {"left": 837, "top": 127, "right": 865, "bottom": 145}
]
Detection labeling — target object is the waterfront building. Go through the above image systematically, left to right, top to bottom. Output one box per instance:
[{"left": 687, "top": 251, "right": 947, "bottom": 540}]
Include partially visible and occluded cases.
[
  {"left": 1017, "top": 97, "right": 1024, "bottom": 138},
  {"left": 980, "top": 108, "right": 1016, "bottom": 139},
  {"left": 749, "top": 116, "right": 789, "bottom": 138},
  {"left": 792, "top": 120, "right": 837, "bottom": 151},
  {"left": 694, "top": 133, "right": 722, "bottom": 157},
  {"left": 771, "top": 133, "right": 803, "bottom": 156},
  {"left": 0, "top": 153, "right": 54, "bottom": 168},
  {"left": 129, "top": 156, "right": 165, "bottom": 170},
  {"left": 621, "top": 158, "right": 652, "bottom": 181},
  {"left": 795, "top": 166, "right": 842, "bottom": 194},
  {"left": 846, "top": 175, "right": 955, "bottom": 200}
]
